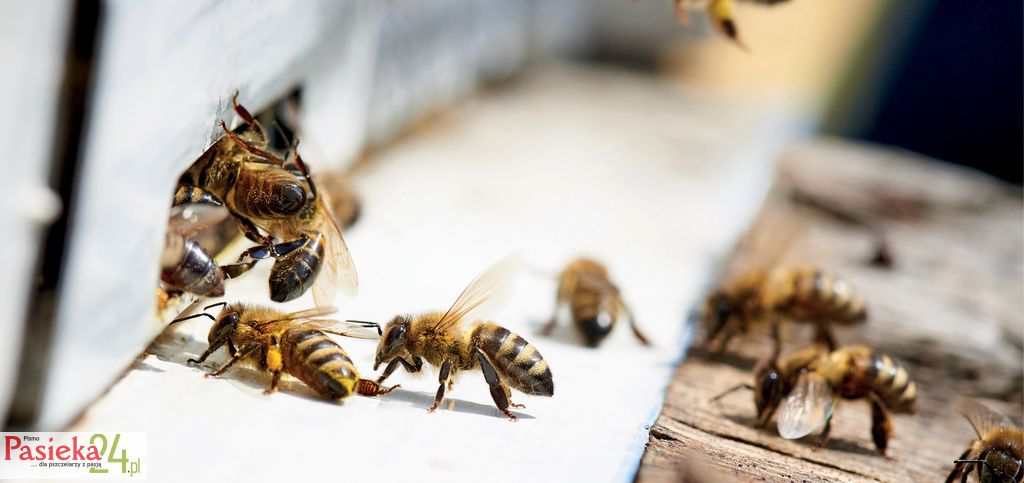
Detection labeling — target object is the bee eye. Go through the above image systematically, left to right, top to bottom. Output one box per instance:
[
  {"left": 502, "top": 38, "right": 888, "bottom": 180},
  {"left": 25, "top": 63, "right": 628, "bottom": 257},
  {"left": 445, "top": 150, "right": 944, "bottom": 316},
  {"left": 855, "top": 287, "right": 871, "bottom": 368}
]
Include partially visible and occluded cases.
[
  {"left": 275, "top": 183, "right": 305, "bottom": 213},
  {"left": 384, "top": 324, "right": 406, "bottom": 350}
]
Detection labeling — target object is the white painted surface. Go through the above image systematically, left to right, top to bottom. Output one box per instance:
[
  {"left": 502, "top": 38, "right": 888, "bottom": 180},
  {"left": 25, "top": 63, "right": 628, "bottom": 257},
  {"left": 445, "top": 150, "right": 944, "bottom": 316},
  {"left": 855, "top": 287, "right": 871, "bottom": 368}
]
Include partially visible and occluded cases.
[
  {"left": 0, "top": 0, "right": 71, "bottom": 425},
  {"left": 40, "top": 0, "right": 587, "bottom": 430},
  {"left": 71, "top": 65, "right": 805, "bottom": 482}
]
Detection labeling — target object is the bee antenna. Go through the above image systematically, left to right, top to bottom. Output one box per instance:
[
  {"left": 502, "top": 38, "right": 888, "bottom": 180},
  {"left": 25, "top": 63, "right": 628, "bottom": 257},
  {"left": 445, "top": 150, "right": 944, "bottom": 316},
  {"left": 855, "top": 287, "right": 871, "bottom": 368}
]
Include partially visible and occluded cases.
[
  {"left": 289, "top": 139, "right": 318, "bottom": 200},
  {"left": 204, "top": 301, "right": 228, "bottom": 311},
  {"left": 169, "top": 312, "right": 216, "bottom": 325},
  {"left": 346, "top": 319, "right": 382, "bottom": 336},
  {"left": 709, "top": 383, "right": 755, "bottom": 403}
]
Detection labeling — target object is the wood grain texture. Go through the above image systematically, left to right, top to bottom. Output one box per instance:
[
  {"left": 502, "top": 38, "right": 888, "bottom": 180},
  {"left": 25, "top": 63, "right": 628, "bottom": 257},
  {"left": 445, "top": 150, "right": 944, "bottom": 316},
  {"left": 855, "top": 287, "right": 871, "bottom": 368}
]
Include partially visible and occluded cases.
[{"left": 637, "top": 138, "right": 1024, "bottom": 483}]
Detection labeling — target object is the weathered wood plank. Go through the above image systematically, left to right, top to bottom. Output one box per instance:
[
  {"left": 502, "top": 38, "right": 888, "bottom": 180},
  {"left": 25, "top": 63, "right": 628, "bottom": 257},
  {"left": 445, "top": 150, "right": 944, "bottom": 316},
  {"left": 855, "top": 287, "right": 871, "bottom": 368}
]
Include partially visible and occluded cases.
[{"left": 637, "top": 138, "right": 1024, "bottom": 482}]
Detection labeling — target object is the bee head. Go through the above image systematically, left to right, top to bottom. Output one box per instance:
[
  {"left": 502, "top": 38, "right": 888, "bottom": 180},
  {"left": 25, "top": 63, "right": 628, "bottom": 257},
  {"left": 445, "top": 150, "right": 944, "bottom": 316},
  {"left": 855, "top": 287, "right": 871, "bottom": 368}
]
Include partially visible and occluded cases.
[
  {"left": 705, "top": 291, "right": 736, "bottom": 341},
  {"left": 208, "top": 304, "right": 243, "bottom": 347},
  {"left": 375, "top": 315, "right": 410, "bottom": 370},
  {"left": 753, "top": 361, "right": 785, "bottom": 425},
  {"left": 973, "top": 448, "right": 1023, "bottom": 483}
]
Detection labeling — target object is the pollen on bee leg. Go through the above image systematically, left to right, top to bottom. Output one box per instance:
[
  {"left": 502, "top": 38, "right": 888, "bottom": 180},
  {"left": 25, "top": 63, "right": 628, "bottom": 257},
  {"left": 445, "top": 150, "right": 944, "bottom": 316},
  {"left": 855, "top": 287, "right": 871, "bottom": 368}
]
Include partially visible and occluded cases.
[{"left": 266, "top": 350, "right": 282, "bottom": 371}]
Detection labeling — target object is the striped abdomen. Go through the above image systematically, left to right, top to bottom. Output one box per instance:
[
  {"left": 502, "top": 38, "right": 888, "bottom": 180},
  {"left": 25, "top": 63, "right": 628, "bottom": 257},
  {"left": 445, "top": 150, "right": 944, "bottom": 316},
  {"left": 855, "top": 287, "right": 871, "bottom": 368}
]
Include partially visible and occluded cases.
[
  {"left": 230, "top": 167, "right": 307, "bottom": 220},
  {"left": 173, "top": 185, "right": 222, "bottom": 207},
  {"left": 268, "top": 232, "right": 324, "bottom": 302},
  {"left": 160, "top": 235, "right": 225, "bottom": 297},
  {"left": 771, "top": 267, "right": 867, "bottom": 325},
  {"left": 570, "top": 285, "right": 619, "bottom": 347},
  {"left": 474, "top": 323, "right": 554, "bottom": 396},
  {"left": 280, "top": 327, "right": 358, "bottom": 399},
  {"left": 846, "top": 351, "right": 917, "bottom": 414}
]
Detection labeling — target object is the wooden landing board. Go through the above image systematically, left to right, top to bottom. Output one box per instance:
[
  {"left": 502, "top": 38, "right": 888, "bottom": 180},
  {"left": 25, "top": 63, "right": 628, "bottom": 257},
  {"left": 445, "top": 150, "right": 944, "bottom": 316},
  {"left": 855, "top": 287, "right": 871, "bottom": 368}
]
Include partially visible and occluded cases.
[{"left": 637, "top": 138, "right": 1024, "bottom": 482}]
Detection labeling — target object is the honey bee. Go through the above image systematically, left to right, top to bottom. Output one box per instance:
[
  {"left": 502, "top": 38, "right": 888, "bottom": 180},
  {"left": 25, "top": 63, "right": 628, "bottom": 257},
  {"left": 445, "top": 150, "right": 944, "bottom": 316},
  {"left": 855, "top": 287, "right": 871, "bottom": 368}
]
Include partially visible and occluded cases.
[
  {"left": 673, "top": 0, "right": 791, "bottom": 48},
  {"left": 181, "top": 94, "right": 357, "bottom": 306},
  {"left": 180, "top": 95, "right": 309, "bottom": 243},
  {"left": 160, "top": 203, "right": 228, "bottom": 297},
  {"left": 541, "top": 258, "right": 650, "bottom": 347},
  {"left": 372, "top": 259, "right": 554, "bottom": 421},
  {"left": 704, "top": 265, "right": 867, "bottom": 356},
  {"left": 171, "top": 303, "right": 397, "bottom": 399},
  {"left": 713, "top": 344, "right": 917, "bottom": 455},
  {"left": 946, "top": 398, "right": 1023, "bottom": 483}
]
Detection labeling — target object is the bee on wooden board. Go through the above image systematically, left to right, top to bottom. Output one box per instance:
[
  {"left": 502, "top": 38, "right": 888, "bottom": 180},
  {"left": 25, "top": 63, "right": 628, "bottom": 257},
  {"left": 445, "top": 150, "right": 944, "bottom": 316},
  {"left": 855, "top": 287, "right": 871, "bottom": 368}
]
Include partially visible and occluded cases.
[
  {"left": 673, "top": 0, "right": 792, "bottom": 48},
  {"left": 179, "top": 94, "right": 357, "bottom": 306},
  {"left": 160, "top": 201, "right": 228, "bottom": 297},
  {"left": 542, "top": 258, "right": 650, "bottom": 347},
  {"left": 372, "top": 259, "right": 554, "bottom": 421},
  {"left": 704, "top": 265, "right": 867, "bottom": 357},
  {"left": 171, "top": 303, "right": 396, "bottom": 399},
  {"left": 712, "top": 344, "right": 917, "bottom": 456},
  {"left": 946, "top": 398, "right": 1023, "bottom": 483}
]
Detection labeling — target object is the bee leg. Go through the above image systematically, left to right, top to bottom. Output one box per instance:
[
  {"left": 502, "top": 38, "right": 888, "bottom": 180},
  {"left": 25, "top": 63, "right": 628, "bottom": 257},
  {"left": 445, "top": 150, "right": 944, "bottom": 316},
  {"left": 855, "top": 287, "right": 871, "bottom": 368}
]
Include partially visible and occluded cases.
[
  {"left": 230, "top": 91, "right": 258, "bottom": 129},
  {"left": 217, "top": 120, "right": 280, "bottom": 165},
  {"left": 230, "top": 214, "right": 273, "bottom": 245},
  {"left": 222, "top": 237, "right": 306, "bottom": 280},
  {"left": 625, "top": 307, "right": 651, "bottom": 346},
  {"left": 540, "top": 312, "right": 558, "bottom": 336},
  {"left": 768, "top": 318, "right": 788, "bottom": 362},
  {"left": 814, "top": 325, "right": 837, "bottom": 351},
  {"left": 263, "top": 335, "right": 283, "bottom": 395},
  {"left": 187, "top": 336, "right": 230, "bottom": 365},
  {"left": 206, "top": 344, "right": 258, "bottom": 377},
  {"left": 476, "top": 350, "right": 518, "bottom": 421},
  {"left": 376, "top": 356, "right": 422, "bottom": 384},
  {"left": 427, "top": 359, "right": 452, "bottom": 413},
  {"left": 505, "top": 385, "right": 525, "bottom": 409},
  {"left": 870, "top": 396, "right": 893, "bottom": 457},
  {"left": 812, "top": 416, "right": 833, "bottom": 451},
  {"left": 944, "top": 448, "right": 971, "bottom": 483}
]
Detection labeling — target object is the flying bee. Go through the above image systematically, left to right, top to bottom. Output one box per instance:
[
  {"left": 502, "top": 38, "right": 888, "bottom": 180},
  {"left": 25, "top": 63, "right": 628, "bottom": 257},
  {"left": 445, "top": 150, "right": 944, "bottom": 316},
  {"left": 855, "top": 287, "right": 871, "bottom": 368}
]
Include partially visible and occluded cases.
[
  {"left": 673, "top": 0, "right": 791, "bottom": 48},
  {"left": 180, "top": 94, "right": 357, "bottom": 306},
  {"left": 160, "top": 203, "right": 228, "bottom": 297},
  {"left": 542, "top": 258, "right": 650, "bottom": 347},
  {"left": 372, "top": 259, "right": 554, "bottom": 421},
  {"left": 704, "top": 265, "right": 867, "bottom": 356},
  {"left": 171, "top": 303, "right": 397, "bottom": 399},
  {"left": 713, "top": 344, "right": 917, "bottom": 455},
  {"left": 946, "top": 398, "right": 1023, "bottom": 483}
]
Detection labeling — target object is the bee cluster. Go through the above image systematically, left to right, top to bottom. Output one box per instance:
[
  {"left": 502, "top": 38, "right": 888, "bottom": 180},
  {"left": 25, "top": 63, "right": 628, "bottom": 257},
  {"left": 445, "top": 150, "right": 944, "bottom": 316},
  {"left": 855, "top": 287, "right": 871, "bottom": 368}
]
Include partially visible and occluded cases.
[
  {"left": 159, "top": 93, "right": 1019, "bottom": 477},
  {"left": 701, "top": 265, "right": 1022, "bottom": 481}
]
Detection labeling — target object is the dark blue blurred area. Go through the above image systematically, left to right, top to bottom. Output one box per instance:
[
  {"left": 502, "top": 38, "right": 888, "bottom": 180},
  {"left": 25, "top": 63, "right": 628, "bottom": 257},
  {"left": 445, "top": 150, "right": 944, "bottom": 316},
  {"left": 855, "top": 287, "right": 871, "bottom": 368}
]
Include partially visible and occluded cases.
[{"left": 859, "top": 0, "right": 1022, "bottom": 183}]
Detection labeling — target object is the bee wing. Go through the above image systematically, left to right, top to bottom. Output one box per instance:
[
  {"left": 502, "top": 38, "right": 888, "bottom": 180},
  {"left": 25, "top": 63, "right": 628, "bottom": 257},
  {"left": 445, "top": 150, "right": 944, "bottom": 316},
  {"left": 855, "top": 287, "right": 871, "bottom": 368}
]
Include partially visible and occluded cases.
[
  {"left": 312, "top": 196, "right": 359, "bottom": 309},
  {"left": 167, "top": 203, "right": 228, "bottom": 238},
  {"left": 432, "top": 257, "right": 521, "bottom": 334},
  {"left": 254, "top": 307, "right": 339, "bottom": 328},
  {"left": 300, "top": 318, "right": 382, "bottom": 340},
  {"left": 777, "top": 371, "right": 835, "bottom": 440},
  {"left": 956, "top": 398, "right": 1014, "bottom": 438}
]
